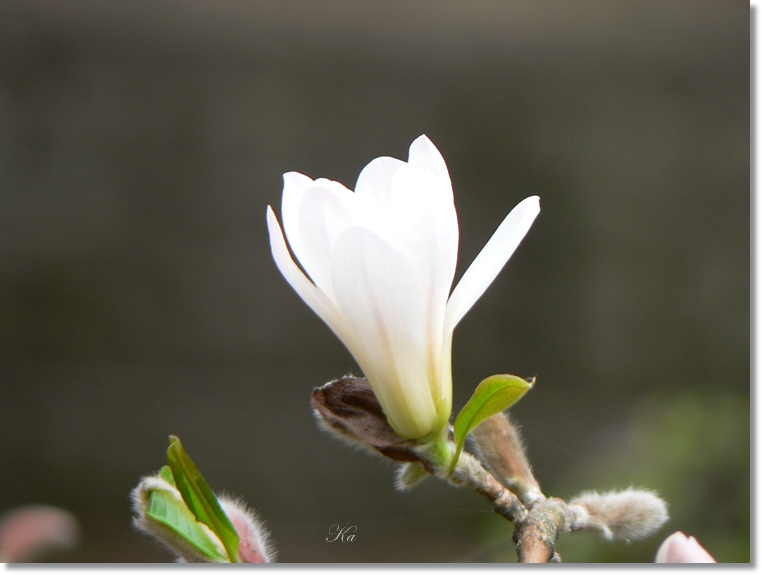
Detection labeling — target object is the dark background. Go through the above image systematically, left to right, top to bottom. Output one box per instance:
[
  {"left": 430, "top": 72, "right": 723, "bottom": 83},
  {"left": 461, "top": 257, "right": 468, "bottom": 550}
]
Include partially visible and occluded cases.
[{"left": 0, "top": 0, "right": 749, "bottom": 563}]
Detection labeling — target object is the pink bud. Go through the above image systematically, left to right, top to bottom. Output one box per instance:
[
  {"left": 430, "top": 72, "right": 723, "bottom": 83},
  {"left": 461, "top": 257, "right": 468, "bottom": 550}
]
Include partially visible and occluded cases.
[
  {"left": 218, "top": 496, "right": 275, "bottom": 563},
  {"left": 0, "top": 505, "right": 80, "bottom": 562},
  {"left": 655, "top": 531, "right": 716, "bottom": 563}
]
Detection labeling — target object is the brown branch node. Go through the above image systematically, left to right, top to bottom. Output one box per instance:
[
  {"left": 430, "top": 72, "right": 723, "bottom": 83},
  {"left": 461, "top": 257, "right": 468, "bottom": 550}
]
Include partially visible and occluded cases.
[{"left": 512, "top": 497, "right": 585, "bottom": 563}]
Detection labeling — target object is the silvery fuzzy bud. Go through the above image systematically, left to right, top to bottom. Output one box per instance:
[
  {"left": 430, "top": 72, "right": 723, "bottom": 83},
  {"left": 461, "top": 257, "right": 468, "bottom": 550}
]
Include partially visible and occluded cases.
[{"left": 570, "top": 487, "right": 669, "bottom": 542}]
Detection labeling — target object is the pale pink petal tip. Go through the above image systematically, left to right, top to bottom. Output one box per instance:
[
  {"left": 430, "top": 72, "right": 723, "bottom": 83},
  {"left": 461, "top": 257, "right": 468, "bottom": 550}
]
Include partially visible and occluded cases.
[
  {"left": 0, "top": 505, "right": 80, "bottom": 562},
  {"left": 655, "top": 531, "right": 716, "bottom": 563}
]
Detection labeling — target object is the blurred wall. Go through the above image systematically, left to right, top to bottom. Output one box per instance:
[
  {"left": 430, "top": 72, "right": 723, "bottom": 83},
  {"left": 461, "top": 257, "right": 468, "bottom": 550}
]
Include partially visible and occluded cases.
[{"left": 0, "top": 0, "right": 749, "bottom": 562}]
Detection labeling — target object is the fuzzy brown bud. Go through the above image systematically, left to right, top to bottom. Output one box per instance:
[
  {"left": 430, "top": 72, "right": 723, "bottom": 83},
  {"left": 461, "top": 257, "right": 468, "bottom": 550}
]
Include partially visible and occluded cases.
[
  {"left": 311, "top": 377, "right": 430, "bottom": 466},
  {"left": 470, "top": 411, "right": 544, "bottom": 506}
]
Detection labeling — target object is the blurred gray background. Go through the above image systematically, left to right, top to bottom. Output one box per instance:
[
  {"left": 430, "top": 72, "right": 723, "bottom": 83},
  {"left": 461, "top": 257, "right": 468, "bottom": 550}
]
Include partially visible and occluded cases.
[{"left": 0, "top": 0, "right": 749, "bottom": 563}]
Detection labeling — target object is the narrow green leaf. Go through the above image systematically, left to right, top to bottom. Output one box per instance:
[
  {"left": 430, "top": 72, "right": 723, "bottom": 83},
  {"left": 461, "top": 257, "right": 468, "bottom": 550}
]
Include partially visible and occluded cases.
[
  {"left": 450, "top": 374, "right": 534, "bottom": 472},
  {"left": 166, "top": 435, "right": 240, "bottom": 562},
  {"left": 158, "top": 465, "right": 175, "bottom": 486},
  {"left": 145, "top": 488, "right": 227, "bottom": 562}
]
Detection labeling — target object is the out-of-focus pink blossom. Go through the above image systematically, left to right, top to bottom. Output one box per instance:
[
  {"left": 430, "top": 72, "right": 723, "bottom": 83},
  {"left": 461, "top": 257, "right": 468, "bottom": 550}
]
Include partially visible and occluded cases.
[
  {"left": 0, "top": 505, "right": 80, "bottom": 562},
  {"left": 655, "top": 531, "right": 716, "bottom": 563}
]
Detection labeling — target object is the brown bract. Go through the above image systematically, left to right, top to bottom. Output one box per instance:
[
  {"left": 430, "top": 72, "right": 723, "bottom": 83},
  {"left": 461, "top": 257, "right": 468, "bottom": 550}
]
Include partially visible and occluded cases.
[{"left": 311, "top": 377, "right": 426, "bottom": 465}]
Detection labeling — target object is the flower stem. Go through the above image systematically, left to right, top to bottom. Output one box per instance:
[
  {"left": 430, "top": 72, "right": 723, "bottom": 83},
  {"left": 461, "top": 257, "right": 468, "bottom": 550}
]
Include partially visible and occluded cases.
[{"left": 423, "top": 429, "right": 453, "bottom": 474}]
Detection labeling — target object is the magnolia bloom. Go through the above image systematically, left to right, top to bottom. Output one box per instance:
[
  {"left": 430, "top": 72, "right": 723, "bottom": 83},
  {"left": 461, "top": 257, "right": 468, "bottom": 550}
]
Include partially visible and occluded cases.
[
  {"left": 267, "top": 135, "right": 539, "bottom": 440},
  {"left": 655, "top": 531, "right": 716, "bottom": 563}
]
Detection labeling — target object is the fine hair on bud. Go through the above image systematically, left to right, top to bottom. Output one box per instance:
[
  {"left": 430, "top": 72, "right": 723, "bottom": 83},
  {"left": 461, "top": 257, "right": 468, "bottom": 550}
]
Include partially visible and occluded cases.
[
  {"left": 310, "top": 377, "right": 424, "bottom": 464},
  {"left": 312, "top": 405, "right": 380, "bottom": 457},
  {"left": 469, "top": 411, "right": 543, "bottom": 506},
  {"left": 394, "top": 462, "right": 430, "bottom": 491},
  {"left": 131, "top": 475, "right": 226, "bottom": 563},
  {"left": 570, "top": 487, "right": 669, "bottom": 542},
  {"left": 218, "top": 495, "right": 276, "bottom": 563}
]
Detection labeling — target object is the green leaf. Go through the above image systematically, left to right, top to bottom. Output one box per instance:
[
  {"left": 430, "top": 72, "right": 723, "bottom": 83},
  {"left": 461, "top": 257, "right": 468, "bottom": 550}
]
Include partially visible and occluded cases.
[
  {"left": 450, "top": 374, "right": 534, "bottom": 472},
  {"left": 166, "top": 435, "right": 240, "bottom": 562},
  {"left": 158, "top": 465, "right": 175, "bottom": 486},
  {"left": 145, "top": 487, "right": 228, "bottom": 562}
]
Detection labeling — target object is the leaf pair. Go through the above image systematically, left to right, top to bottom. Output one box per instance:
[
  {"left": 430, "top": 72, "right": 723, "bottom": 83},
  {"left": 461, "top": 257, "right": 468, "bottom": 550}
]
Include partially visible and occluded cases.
[
  {"left": 449, "top": 374, "right": 534, "bottom": 473},
  {"left": 143, "top": 436, "right": 240, "bottom": 562}
]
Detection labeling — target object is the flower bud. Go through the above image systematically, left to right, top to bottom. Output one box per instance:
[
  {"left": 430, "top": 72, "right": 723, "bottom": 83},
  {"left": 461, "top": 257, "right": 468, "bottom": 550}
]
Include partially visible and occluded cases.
[
  {"left": 311, "top": 377, "right": 426, "bottom": 464},
  {"left": 469, "top": 411, "right": 543, "bottom": 506},
  {"left": 131, "top": 472, "right": 276, "bottom": 563},
  {"left": 131, "top": 473, "right": 227, "bottom": 563},
  {"left": 570, "top": 487, "right": 669, "bottom": 542},
  {"left": 218, "top": 496, "right": 275, "bottom": 563},
  {"left": 655, "top": 531, "right": 716, "bottom": 563}
]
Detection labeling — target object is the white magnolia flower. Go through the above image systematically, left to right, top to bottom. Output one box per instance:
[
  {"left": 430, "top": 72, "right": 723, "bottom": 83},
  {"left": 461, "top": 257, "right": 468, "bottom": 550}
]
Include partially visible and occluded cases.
[{"left": 267, "top": 135, "right": 539, "bottom": 441}]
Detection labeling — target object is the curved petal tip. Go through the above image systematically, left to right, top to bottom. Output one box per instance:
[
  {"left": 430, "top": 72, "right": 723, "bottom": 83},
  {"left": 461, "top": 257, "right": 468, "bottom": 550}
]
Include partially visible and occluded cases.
[{"left": 408, "top": 135, "right": 450, "bottom": 183}]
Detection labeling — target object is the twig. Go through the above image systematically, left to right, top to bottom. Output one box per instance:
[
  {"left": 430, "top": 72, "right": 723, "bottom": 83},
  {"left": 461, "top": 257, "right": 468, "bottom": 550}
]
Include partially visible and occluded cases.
[
  {"left": 311, "top": 377, "right": 668, "bottom": 563},
  {"left": 448, "top": 451, "right": 528, "bottom": 525},
  {"left": 448, "top": 452, "right": 588, "bottom": 562},
  {"left": 512, "top": 497, "right": 587, "bottom": 563}
]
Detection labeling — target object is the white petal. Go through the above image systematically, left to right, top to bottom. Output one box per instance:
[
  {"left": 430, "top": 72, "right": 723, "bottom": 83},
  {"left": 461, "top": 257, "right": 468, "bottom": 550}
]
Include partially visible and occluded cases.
[
  {"left": 407, "top": 135, "right": 452, "bottom": 188},
  {"left": 355, "top": 156, "right": 406, "bottom": 204},
  {"left": 387, "top": 163, "right": 458, "bottom": 353},
  {"left": 281, "top": 172, "right": 314, "bottom": 268},
  {"left": 311, "top": 177, "right": 356, "bottom": 199},
  {"left": 296, "top": 185, "right": 358, "bottom": 303},
  {"left": 445, "top": 196, "right": 540, "bottom": 333},
  {"left": 266, "top": 206, "right": 353, "bottom": 345},
  {"left": 331, "top": 225, "right": 439, "bottom": 439}
]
